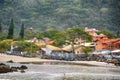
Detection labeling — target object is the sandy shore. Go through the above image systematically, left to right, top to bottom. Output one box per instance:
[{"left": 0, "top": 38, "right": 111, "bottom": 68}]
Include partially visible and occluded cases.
[
  {"left": 0, "top": 54, "right": 115, "bottom": 67},
  {"left": 0, "top": 54, "right": 51, "bottom": 62},
  {"left": 0, "top": 54, "right": 119, "bottom": 80}
]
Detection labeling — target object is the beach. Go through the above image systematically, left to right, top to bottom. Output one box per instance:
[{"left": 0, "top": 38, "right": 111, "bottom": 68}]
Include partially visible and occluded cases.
[
  {"left": 0, "top": 54, "right": 120, "bottom": 80},
  {"left": 0, "top": 54, "right": 115, "bottom": 67}
]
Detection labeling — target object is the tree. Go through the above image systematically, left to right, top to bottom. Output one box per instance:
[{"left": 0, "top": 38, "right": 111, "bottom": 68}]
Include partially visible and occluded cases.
[
  {"left": 0, "top": 0, "right": 4, "bottom": 4},
  {"left": 0, "top": 0, "right": 120, "bottom": 33},
  {"left": 109, "top": 0, "right": 120, "bottom": 31},
  {"left": 7, "top": 18, "right": 14, "bottom": 39},
  {"left": 0, "top": 22, "right": 2, "bottom": 33},
  {"left": 0, "top": 22, "right": 8, "bottom": 40},
  {"left": 19, "top": 23, "right": 25, "bottom": 39},
  {"left": 65, "top": 27, "right": 92, "bottom": 42},
  {"left": 65, "top": 27, "right": 92, "bottom": 54},
  {"left": 38, "top": 29, "right": 66, "bottom": 46},
  {"left": 97, "top": 29, "right": 115, "bottom": 38},
  {"left": 0, "top": 30, "right": 8, "bottom": 40},
  {"left": 116, "top": 31, "right": 120, "bottom": 37},
  {"left": 0, "top": 40, "right": 12, "bottom": 52},
  {"left": 15, "top": 41, "right": 40, "bottom": 56},
  {"left": 82, "top": 46, "right": 93, "bottom": 57},
  {"left": 82, "top": 46, "right": 93, "bottom": 53}
]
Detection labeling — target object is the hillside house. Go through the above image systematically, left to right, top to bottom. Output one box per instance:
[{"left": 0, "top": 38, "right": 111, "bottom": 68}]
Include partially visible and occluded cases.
[{"left": 85, "top": 27, "right": 120, "bottom": 50}]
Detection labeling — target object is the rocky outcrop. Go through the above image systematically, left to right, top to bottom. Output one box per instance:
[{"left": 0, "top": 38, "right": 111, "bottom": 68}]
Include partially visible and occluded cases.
[
  {"left": 0, "top": 63, "right": 28, "bottom": 73},
  {"left": 0, "top": 63, "right": 12, "bottom": 73},
  {"left": 20, "top": 65, "right": 28, "bottom": 70}
]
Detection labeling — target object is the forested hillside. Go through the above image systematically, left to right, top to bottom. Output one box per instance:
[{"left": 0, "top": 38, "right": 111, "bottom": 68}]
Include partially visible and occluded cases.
[{"left": 0, "top": 0, "right": 120, "bottom": 33}]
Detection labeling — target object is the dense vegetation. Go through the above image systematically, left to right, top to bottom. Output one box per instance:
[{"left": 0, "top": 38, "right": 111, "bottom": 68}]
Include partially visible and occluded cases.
[
  {"left": 0, "top": 0, "right": 120, "bottom": 34},
  {"left": 0, "top": 27, "right": 93, "bottom": 55}
]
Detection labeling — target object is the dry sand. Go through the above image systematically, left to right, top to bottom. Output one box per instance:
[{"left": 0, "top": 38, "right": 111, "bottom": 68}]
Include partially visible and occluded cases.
[
  {"left": 0, "top": 54, "right": 115, "bottom": 67},
  {"left": 0, "top": 54, "right": 49, "bottom": 62}
]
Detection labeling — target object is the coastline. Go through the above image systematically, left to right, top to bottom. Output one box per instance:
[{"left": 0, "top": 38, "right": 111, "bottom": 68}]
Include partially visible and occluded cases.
[
  {"left": 0, "top": 54, "right": 115, "bottom": 67},
  {"left": 1, "top": 54, "right": 120, "bottom": 80}
]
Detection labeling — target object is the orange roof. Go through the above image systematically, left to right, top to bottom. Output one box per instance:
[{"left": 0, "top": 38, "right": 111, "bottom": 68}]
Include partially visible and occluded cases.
[
  {"left": 94, "top": 37, "right": 109, "bottom": 42},
  {"left": 102, "top": 38, "right": 120, "bottom": 44},
  {"left": 113, "top": 40, "right": 120, "bottom": 44}
]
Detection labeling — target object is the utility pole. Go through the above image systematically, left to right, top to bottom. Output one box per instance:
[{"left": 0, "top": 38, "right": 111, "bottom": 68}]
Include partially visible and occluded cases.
[
  {"left": 29, "top": 27, "right": 33, "bottom": 57},
  {"left": 71, "top": 42, "right": 75, "bottom": 54},
  {"left": 109, "top": 42, "right": 113, "bottom": 58}
]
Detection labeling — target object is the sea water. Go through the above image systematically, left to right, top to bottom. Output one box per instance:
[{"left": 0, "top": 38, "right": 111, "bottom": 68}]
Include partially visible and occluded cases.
[{"left": 0, "top": 63, "right": 120, "bottom": 80}]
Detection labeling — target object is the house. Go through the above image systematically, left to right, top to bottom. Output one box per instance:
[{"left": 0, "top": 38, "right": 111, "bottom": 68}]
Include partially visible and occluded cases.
[
  {"left": 85, "top": 27, "right": 99, "bottom": 37},
  {"left": 85, "top": 27, "right": 106, "bottom": 50},
  {"left": 85, "top": 28, "right": 120, "bottom": 50},
  {"left": 94, "top": 34, "right": 109, "bottom": 50},
  {"left": 30, "top": 37, "right": 55, "bottom": 46},
  {"left": 102, "top": 38, "right": 120, "bottom": 50},
  {"left": 35, "top": 40, "right": 54, "bottom": 46},
  {"left": 62, "top": 43, "right": 95, "bottom": 54},
  {"left": 62, "top": 44, "right": 84, "bottom": 54},
  {"left": 41, "top": 45, "right": 62, "bottom": 54},
  {"left": 45, "top": 45, "right": 62, "bottom": 51},
  {"left": 62, "top": 45, "right": 78, "bottom": 52}
]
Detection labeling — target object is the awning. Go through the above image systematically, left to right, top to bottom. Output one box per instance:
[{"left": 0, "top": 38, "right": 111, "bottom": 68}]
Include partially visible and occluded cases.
[
  {"left": 93, "top": 50, "right": 111, "bottom": 55},
  {"left": 111, "top": 50, "right": 120, "bottom": 53}
]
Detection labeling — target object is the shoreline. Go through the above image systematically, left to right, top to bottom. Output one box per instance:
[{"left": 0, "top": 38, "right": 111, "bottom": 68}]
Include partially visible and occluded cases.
[{"left": 0, "top": 54, "right": 115, "bottom": 67}]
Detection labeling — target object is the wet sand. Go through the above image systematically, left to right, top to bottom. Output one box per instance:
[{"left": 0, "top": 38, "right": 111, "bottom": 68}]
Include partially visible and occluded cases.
[{"left": 0, "top": 54, "right": 120, "bottom": 80}]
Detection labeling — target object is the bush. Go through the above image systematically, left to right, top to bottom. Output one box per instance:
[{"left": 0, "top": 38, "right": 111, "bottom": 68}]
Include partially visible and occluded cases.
[{"left": 0, "top": 39, "right": 12, "bottom": 52}]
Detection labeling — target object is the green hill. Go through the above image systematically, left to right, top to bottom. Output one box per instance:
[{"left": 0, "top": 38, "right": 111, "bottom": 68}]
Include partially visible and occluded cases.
[{"left": 0, "top": 0, "right": 120, "bottom": 33}]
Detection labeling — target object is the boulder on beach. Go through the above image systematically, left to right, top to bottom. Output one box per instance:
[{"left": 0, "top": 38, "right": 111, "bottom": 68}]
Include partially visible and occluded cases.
[
  {"left": 7, "top": 60, "right": 14, "bottom": 63},
  {"left": 0, "top": 63, "right": 12, "bottom": 73},
  {"left": 0, "top": 63, "right": 28, "bottom": 73},
  {"left": 20, "top": 65, "right": 28, "bottom": 70},
  {"left": 11, "top": 67, "right": 18, "bottom": 72},
  {"left": 20, "top": 70, "right": 25, "bottom": 73}
]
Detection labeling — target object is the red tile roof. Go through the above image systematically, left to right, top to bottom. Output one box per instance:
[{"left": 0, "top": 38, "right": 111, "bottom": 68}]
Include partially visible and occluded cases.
[{"left": 102, "top": 38, "right": 120, "bottom": 44}]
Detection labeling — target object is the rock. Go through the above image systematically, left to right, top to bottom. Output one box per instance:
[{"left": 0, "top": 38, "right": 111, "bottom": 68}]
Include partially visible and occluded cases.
[
  {"left": 7, "top": 60, "right": 14, "bottom": 63},
  {"left": 0, "top": 63, "right": 12, "bottom": 73},
  {"left": 0, "top": 63, "right": 6, "bottom": 66},
  {"left": 0, "top": 63, "right": 28, "bottom": 73},
  {"left": 20, "top": 65, "right": 28, "bottom": 70},
  {"left": 11, "top": 67, "right": 18, "bottom": 72},
  {"left": 16, "top": 67, "right": 20, "bottom": 69},
  {"left": 20, "top": 69, "right": 25, "bottom": 73}
]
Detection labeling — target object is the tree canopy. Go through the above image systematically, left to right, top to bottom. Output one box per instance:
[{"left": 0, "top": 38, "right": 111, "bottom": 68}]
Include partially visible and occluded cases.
[
  {"left": 0, "top": 0, "right": 120, "bottom": 33},
  {"left": 7, "top": 18, "right": 14, "bottom": 39},
  {"left": 0, "top": 22, "right": 2, "bottom": 33},
  {"left": 19, "top": 23, "right": 25, "bottom": 39},
  {"left": 65, "top": 27, "right": 92, "bottom": 42},
  {"left": 37, "top": 29, "right": 66, "bottom": 46},
  {"left": 97, "top": 29, "right": 115, "bottom": 38}
]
